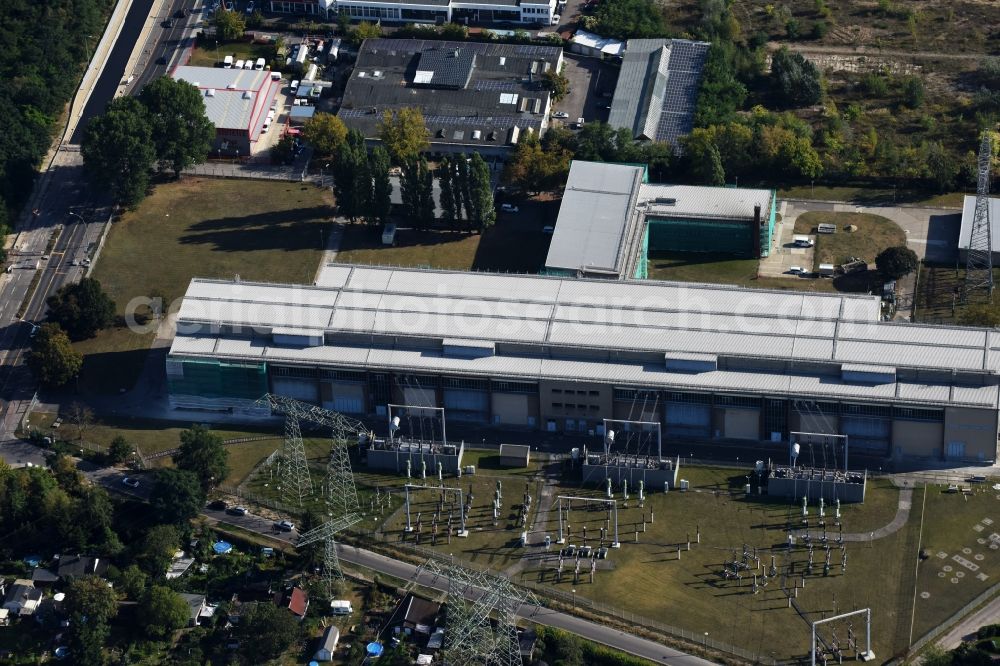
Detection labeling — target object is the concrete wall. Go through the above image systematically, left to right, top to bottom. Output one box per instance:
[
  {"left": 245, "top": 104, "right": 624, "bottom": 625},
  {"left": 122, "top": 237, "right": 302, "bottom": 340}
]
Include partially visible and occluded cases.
[
  {"left": 538, "top": 380, "right": 612, "bottom": 432},
  {"left": 491, "top": 393, "right": 539, "bottom": 427},
  {"left": 944, "top": 407, "right": 999, "bottom": 462},
  {"left": 892, "top": 420, "right": 943, "bottom": 459},
  {"left": 365, "top": 444, "right": 465, "bottom": 475},
  {"left": 581, "top": 462, "right": 678, "bottom": 491},
  {"left": 767, "top": 475, "right": 866, "bottom": 503}
]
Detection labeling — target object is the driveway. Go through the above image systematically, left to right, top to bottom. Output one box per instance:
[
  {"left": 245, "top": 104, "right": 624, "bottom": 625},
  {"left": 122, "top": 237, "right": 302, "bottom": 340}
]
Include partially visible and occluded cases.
[
  {"left": 551, "top": 53, "right": 617, "bottom": 127},
  {"left": 782, "top": 199, "right": 961, "bottom": 264},
  {"left": 758, "top": 201, "right": 817, "bottom": 278}
]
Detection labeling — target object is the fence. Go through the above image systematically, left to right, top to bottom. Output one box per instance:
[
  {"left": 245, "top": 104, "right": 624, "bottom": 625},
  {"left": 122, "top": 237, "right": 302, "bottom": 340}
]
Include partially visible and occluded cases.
[{"left": 891, "top": 583, "right": 1000, "bottom": 664}]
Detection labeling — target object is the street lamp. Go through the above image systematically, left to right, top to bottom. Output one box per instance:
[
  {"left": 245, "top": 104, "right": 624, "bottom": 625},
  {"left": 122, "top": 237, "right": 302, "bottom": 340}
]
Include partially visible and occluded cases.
[{"left": 571, "top": 588, "right": 576, "bottom": 609}]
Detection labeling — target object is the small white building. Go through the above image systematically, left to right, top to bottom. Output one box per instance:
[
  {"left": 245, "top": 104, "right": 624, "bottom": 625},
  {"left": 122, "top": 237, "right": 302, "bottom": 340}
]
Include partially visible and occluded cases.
[
  {"left": 570, "top": 30, "right": 624, "bottom": 58},
  {"left": 957, "top": 195, "right": 1000, "bottom": 263},
  {"left": 313, "top": 625, "right": 340, "bottom": 661}
]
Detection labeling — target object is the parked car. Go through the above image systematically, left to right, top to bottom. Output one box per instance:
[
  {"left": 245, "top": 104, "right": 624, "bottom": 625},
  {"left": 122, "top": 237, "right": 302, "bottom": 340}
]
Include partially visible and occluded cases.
[
  {"left": 550, "top": 14, "right": 561, "bottom": 24},
  {"left": 552, "top": 111, "right": 569, "bottom": 119},
  {"left": 500, "top": 203, "right": 519, "bottom": 213},
  {"left": 122, "top": 477, "right": 140, "bottom": 488},
  {"left": 228, "top": 506, "right": 248, "bottom": 516},
  {"left": 275, "top": 520, "right": 295, "bottom": 532}
]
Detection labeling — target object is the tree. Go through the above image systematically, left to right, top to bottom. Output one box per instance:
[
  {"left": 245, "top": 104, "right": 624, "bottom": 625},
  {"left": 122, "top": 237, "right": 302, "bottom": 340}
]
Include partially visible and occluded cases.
[
  {"left": 592, "top": 0, "right": 669, "bottom": 40},
  {"left": 214, "top": 9, "right": 245, "bottom": 41},
  {"left": 351, "top": 20, "right": 382, "bottom": 46},
  {"left": 440, "top": 22, "right": 468, "bottom": 40},
  {"left": 694, "top": 41, "right": 748, "bottom": 126},
  {"left": 770, "top": 47, "right": 823, "bottom": 107},
  {"left": 541, "top": 68, "right": 570, "bottom": 101},
  {"left": 138, "top": 76, "right": 215, "bottom": 176},
  {"left": 81, "top": 96, "right": 156, "bottom": 206},
  {"left": 376, "top": 108, "right": 430, "bottom": 166},
  {"left": 301, "top": 112, "right": 348, "bottom": 158},
  {"left": 333, "top": 129, "right": 369, "bottom": 222},
  {"left": 683, "top": 129, "right": 726, "bottom": 185},
  {"left": 502, "top": 133, "right": 571, "bottom": 194},
  {"left": 272, "top": 134, "right": 296, "bottom": 165},
  {"left": 925, "top": 141, "right": 960, "bottom": 191},
  {"left": 365, "top": 146, "right": 393, "bottom": 227},
  {"left": 468, "top": 153, "right": 496, "bottom": 232},
  {"left": 455, "top": 154, "right": 472, "bottom": 224},
  {"left": 400, "top": 157, "right": 435, "bottom": 230},
  {"left": 438, "top": 157, "right": 456, "bottom": 227},
  {"left": 0, "top": 202, "right": 9, "bottom": 265},
  {"left": 875, "top": 246, "right": 918, "bottom": 280},
  {"left": 46, "top": 277, "right": 116, "bottom": 340},
  {"left": 26, "top": 323, "right": 82, "bottom": 386},
  {"left": 174, "top": 424, "right": 229, "bottom": 491},
  {"left": 106, "top": 435, "right": 132, "bottom": 465},
  {"left": 150, "top": 468, "right": 205, "bottom": 527},
  {"left": 135, "top": 524, "right": 180, "bottom": 578},
  {"left": 115, "top": 564, "right": 148, "bottom": 600},
  {"left": 64, "top": 575, "right": 118, "bottom": 666},
  {"left": 138, "top": 585, "right": 190, "bottom": 639},
  {"left": 238, "top": 601, "right": 300, "bottom": 661}
]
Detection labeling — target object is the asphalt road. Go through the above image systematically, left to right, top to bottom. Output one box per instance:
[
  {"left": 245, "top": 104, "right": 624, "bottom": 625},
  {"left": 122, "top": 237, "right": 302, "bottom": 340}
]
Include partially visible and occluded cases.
[
  {"left": 72, "top": 0, "right": 157, "bottom": 144},
  {"left": 196, "top": 502, "right": 712, "bottom": 666}
]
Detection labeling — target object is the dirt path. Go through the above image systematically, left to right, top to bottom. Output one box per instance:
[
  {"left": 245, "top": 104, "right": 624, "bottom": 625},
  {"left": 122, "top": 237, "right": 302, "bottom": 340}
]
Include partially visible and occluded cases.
[
  {"left": 775, "top": 42, "right": 986, "bottom": 61},
  {"left": 792, "top": 487, "right": 914, "bottom": 543}
]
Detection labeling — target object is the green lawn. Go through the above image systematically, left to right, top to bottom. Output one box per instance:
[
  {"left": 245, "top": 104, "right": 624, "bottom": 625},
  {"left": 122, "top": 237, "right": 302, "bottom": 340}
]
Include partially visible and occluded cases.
[
  {"left": 186, "top": 41, "right": 276, "bottom": 68},
  {"left": 79, "top": 178, "right": 333, "bottom": 394},
  {"left": 778, "top": 186, "right": 965, "bottom": 209},
  {"left": 794, "top": 211, "right": 906, "bottom": 271},
  {"left": 335, "top": 224, "right": 551, "bottom": 273},
  {"left": 645, "top": 251, "right": 837, "bottom": 292},
  {"left": 911, "top": 485, "right": 1000, "bottom": 644}
]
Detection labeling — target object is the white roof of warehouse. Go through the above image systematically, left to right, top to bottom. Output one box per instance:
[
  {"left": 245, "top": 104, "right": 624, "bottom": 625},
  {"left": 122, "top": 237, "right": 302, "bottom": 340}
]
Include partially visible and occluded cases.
[
  {"left": 571, "top": 30, "right": 625, "bottom": 56},
  {"left": 171, "top": 65, "right": 275, "bottom": 132},
  {"left": 543, "top": 161, "right": 774, "bottom": 276},
  {"left": 544, "top": 161, "right": 646, "bottom": 274},
  {"left": 639, "top": 183, "right": 773, "bottom": 221},
  {"left": 958, "top": 195, "right": 1000, "bottom": 252},
  {"left": 168, "top": 265, "right": 1000, "bottom": 407}
]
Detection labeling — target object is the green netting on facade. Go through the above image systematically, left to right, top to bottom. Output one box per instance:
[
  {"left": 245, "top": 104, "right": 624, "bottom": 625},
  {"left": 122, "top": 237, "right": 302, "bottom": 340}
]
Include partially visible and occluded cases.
[
  {"left": 647, "top": 217, "right": 754, "bottom": 256},
  {"left": 635, "top": 224, "right": 649, "bottom": 279},
  {"left": 167, "top": 358, "right": 268, "bottom": 400}
]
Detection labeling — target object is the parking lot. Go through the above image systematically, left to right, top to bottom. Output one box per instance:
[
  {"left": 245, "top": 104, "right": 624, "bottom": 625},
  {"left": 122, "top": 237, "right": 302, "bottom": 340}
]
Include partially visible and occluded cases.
[{"left": 550, "top": 53, "right": 618, "bottom": 129}]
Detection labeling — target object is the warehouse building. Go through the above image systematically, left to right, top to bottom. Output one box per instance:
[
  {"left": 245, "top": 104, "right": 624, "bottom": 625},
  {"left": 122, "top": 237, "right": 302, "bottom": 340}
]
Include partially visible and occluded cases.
[
  {"left": 269, "top": 0, "right": 558, "bottom": 26},
  {"left": 338, "top": 39, "right": 561, "bottom": 157},
  {"left": 607, "top": 39, "right": 710, "bottom": 148},
  {"left": 171, "top": 66, "right": 282, "bottom": 156},
  {"left": 544, "top": 161, "right": 777, "bottom": 279},
  {"left": 958, "top": 195, "right": 1000, "bottom": 263},
  {"left": 167, "top": 265, "right": 1000, "bottom": 463}
]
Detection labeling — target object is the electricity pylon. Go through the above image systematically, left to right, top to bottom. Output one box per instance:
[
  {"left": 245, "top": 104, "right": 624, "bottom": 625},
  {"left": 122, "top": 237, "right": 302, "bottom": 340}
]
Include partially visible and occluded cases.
[
  {"left": 965, "top": 133, "right": 994, "bottom": 301},
  {"left": 256, "top": 394, "right": 371, "bottom": 594},
  {"left": 419, "top": 558, "right": 540, "bottom": 666}
]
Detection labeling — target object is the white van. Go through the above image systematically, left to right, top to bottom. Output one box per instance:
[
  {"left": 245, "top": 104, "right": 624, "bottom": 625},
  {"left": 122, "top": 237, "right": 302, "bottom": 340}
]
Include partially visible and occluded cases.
[
  {"left": 223, "top": 55, "right": 234, "bottom": 68},
  {"left": 255, "top": 57, "right": 266, "bottom": 70},
  {"left": 234, "top": 59, "right": 245, "bottom": 70},
  {"left": 242, "top": 59, "right": 253, "bottom": 69},
  {"left": 290, "top": 79, "right": 300, "bottom": 92},
  {"left": 330, "top": 600, "right": 353, "bottom": 615}
]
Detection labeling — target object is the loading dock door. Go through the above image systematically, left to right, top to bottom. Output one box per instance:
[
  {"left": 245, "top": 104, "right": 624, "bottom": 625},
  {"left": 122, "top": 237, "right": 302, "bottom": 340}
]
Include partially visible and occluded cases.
[
  {"left": 272, "top": 377, "right": 319, "bottom": 404},
  {"left": 666, "top": 403, "right": 710, "bottom": 439},
  {"left": 724, "top": 408, "right": 760, "bottom": 440}
]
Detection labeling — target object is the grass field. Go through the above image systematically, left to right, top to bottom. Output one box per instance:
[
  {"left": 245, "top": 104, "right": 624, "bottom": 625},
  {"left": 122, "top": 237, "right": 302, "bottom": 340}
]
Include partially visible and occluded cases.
[
  {"left": 186, "top": 41, "right": 275, "bottom": 68},
  {"left": 80, "top": 178, "right": 333, "bottom": 394},
  {"left": 778, "top": 186, "right": 966, "bottom": 209},
  {"left": 794, "top": 211, "right": 906, "bottom": 271},
  {"left": 335, "top": 224, "right": 551, "bottom": 273},
  {"left": 644, "top": 251, "right": 838, "bottom": 292},
  {"left": 911, "top": 484, "right": 1000, "bottom": 644}
]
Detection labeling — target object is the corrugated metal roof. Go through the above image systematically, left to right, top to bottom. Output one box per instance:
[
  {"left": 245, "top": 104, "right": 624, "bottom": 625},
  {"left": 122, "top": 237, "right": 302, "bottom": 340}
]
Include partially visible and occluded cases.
[
  {"left": 571, "top": 30, "right": 625, "bottom": 56},
  {"left": 172, "top": 66, "right": 277, "bottom": 133},
  {"left": 544, "top": 162, "right": 645, "bottom": 273},
  {"left": 639, "top": 183, "right": 773, "bottom": 221},
  {"left": 958, "top": 195, "right": 1000, "bottom": 252},
  {"left": 171, "top": 265, "right": 1000, "bottom": 400}
]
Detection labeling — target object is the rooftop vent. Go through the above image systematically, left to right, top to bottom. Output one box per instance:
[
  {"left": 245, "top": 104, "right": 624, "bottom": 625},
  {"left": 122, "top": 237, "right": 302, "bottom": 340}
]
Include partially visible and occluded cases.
[
  {"left": 206, "top": 89, "right": 216, "bottom": 97},
  {"left": 242, "top": 90, "right": 252, "bottom": 99},
  {"left": 654, "top": 197, "right": 677, "bottom": 205}
]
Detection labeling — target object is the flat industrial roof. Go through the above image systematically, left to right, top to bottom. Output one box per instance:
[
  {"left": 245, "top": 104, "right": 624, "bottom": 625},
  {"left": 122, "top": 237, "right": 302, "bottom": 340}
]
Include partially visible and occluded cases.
[
  {"left": 608, "top": 39, "right": 709, "bottom": 147},
  {"left": 172, "top": 66, "right": 279, "bottom": 135},
  {"left": 544, "top": 161, "right": 646, "bottom": 274},
  {"left": 544, "top": 161, "right": 774, "bottom": 276},
  {"left": 958, "top": 195, "right": 1000, "bottom": 252},
  {"left": 167, "top": 265, "right": 1000, "bottom": 407}
]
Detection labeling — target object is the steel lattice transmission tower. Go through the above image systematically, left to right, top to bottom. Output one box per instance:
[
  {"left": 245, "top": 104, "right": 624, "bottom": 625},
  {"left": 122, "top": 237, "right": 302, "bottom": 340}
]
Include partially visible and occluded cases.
[
  {"left": 965, "top": 133, "right": 995, "bottom": 301},
  {"left": 256, "top": 394, "right": 371, "bottom": 595},
  {"left": 418, "top": 558, "right": 540, "bottom": 666}
]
